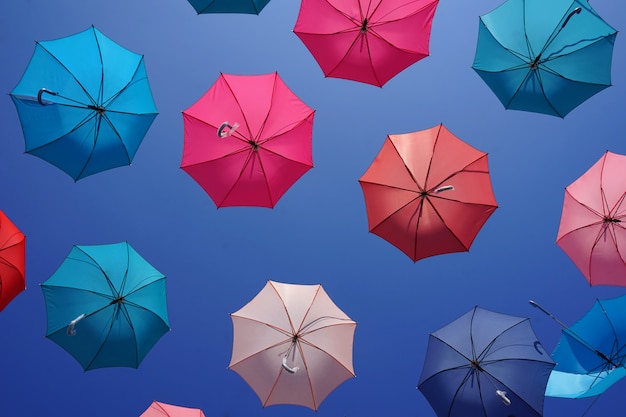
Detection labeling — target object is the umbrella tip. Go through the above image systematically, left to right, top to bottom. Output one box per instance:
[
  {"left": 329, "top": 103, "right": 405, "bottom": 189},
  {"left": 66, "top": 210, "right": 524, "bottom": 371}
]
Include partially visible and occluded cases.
[{"left": 496, "top": 390, "right": 511, "bottom": 406}]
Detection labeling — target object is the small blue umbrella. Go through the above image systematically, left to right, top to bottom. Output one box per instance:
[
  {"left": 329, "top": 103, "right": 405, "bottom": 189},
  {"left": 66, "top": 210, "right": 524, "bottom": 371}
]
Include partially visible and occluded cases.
[
  {"left": 186, "top": 0, "right": 271, "bottom": 14},
  {"left": 472, "top": 0, "right": 617, "bottom": 117},
  {"left": 10, "top": 26, "right": 158, "bottom": 180},
  {"left": 41, "top": 242, "right": 169, "bottom": 371},
  {"left": 531, "top": 297, "right": 626, "bottom": 398},
  {"left": 418, "top": 306, "right": 555, "bottom": 417}
]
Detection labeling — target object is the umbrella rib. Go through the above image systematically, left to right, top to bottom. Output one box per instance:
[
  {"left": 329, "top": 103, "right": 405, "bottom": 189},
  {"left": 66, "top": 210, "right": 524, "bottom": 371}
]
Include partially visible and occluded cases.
[
  {"left": 24, "top": 109, "right": 98, "bottom": 154},
  {"left": 73, "top": 246, "right": 120, "bottom": 298},
  {"left": 228, "top": 335, "right": 294, "bottom": 369}
]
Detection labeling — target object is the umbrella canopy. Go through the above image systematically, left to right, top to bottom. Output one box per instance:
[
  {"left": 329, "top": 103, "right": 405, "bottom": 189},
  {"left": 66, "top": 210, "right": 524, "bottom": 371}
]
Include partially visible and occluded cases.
[
  {"left": 186, "top": 0, "right": 271, "bottom": 14},
  {"left": 293, "top": 0, "right": 439, "bottom": 87},
  {"left": 472, "top": 0, "right": 617, "bottom": 117},
  {"left": 10, "top": 26, "right": 158, "bottom": 180},
  {"left": 181, "top": 72, "right": 315, "bottom": 208},
  {"left": 359, "top": 124, "right": 498, "bottom": 262},
  {"left": 556, "top": 151, "right": 626, "bottom": 286},
  {"left": 0, "top": 210, "right": 26, "bottom": 312},
  {"left": 41, "top": 242, "right": 169, "bottom": 371},
  {"left": 228, "top": 280, "right": 356, "bottom": 410},
  {"left": 542, "top": 295, "right": 626, "bottom": 398},
  {"left": 418, "top": 306, "right": 555, "bottom": 417},
  {"left": 139, "top": 401, "right": 206, "bottom": 417}
]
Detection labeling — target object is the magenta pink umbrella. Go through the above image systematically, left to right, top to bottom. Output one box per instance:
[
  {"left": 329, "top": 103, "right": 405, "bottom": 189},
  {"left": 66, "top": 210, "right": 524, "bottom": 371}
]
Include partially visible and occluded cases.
[
  {"left": 293, "top": 0, "right": 439, "bottom": 87},
  {"left": 181, "top": 72, "right": 315, "bottom": 208},
  {"left": 557, "top": 151, "right": 626, "bottom": 286},
  {"left": 228, "top": 280, "right": 356, "bottom": 410},
  {"left": 139, "top": 401, "right": 205, "bottom": 417}
]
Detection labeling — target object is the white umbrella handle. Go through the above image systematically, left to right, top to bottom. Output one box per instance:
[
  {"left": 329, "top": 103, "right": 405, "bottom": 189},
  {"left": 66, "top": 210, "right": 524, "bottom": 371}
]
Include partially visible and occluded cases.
[
  {"left": 217, "top": 121, "right": 239, "bottom": 138},
  {"left": 434, "top": 185, "right": 454, "bottom": 193},
  {"left": 67, "top": 313, "right": 86, "bottom": 336},
  {"left": 282, "top": 356, "right": 300, "bottom": 374},
  {"left": 496, "top": 390, "right": 511, "bottom": 406}
]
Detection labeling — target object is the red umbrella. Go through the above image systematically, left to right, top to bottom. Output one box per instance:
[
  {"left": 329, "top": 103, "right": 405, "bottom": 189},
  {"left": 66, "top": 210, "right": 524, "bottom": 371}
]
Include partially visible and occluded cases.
[
  {"left": 293, "top": 0, "right": 439, "bottom": 87},
  {"left": 181, "top": 72, "right": 315, "bottom": 208},
  {"left": 359, "top": 124, "right": 498, "bottom": 262},
  {"left": 557, "top": 151, "right": 626, "bottom": 286},
  {"left": 0, "top": 210, "right": 26, "bottom": 312},
  {"left": 229, "top": 280, "right": 356, "bottom": 410},
  {"left": 139, "top": 401, "right": 205, "bottom": 416}
]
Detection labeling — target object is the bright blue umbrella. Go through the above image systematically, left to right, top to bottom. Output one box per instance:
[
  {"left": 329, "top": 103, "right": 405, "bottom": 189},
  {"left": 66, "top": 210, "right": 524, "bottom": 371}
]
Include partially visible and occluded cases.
[
  {"left": 186, "top": 0, "right": 271, "bottom": 14},
  {"left": 472, "top": 0, "right": 617, "bottom": 117},
  {"left": 10, "top": 26, "right": 158, "bottom": 180},
  {"left": 41, "top": 242, "right": 169, "bottom": 371},
  {"left": 531, "top": 297, "right": 626, "bottom": 398},
  {"left": 418, "top": 306, "right": 555, "bottom": 417}
]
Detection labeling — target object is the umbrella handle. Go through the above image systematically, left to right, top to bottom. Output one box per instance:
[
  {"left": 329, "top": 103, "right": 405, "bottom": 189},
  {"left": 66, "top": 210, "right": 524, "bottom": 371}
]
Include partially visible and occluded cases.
[
  {"left": 37, "top": 88, "right": 59, "bottom": 105},
  {"left": 217, "top": 121, "right": 239, "bottom": 138},
  {"left": 434, "top": 185, "right": 454, "bottom": 193},
  {"left": 67, "top": 313, "right": 86, "bottom": 336},
  {"left": 281, "top": 356, "right": 300, "bottom": 374},
  {"left": 496, "top": 390, "right": 511, "bottom": 406}
]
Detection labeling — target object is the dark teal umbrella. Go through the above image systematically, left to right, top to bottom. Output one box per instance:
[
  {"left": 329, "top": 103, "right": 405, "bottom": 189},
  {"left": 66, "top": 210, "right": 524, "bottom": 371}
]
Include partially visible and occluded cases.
[
  {"left": 187, "top": 0, "right": 271, "bottom": 14},
  {"left": 472, "top": 0, "right": 617, "bottom": 117},
  {"left": 10, "top": 26, "right": 158, "bottom": 180},
  {"left": 41, "top": 242, "right": 169, "bottom": 371}
]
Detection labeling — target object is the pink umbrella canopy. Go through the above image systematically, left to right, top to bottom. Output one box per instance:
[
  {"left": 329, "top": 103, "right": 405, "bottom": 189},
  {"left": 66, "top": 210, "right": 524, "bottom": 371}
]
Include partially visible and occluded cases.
[
  {"left": 293, "top": 0, "right": 439, "bottom": 87},
  {"left": 181, "top": 72, "right": 315, "bottom": 208},
  {"left": 557, "top": 151, "right": 626, "bottom": 286},
  {"left": 229, "top": 280, "right": 356, "bottom": 410},
  {"left": 139, "top": 401, "right": 205, "bottom": 417}
]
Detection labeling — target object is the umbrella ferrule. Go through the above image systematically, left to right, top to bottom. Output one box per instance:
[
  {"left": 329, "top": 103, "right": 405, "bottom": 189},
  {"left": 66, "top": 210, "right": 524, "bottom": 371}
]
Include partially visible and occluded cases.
[
  {"left": 360, "top": 18, "right": 368, "bottom": 33},
  {"left": 87, "top": 104, "right": 106, "bottom": 115},
  {"left": 603, "top": 216, "right": 621, "bottom": 223}
]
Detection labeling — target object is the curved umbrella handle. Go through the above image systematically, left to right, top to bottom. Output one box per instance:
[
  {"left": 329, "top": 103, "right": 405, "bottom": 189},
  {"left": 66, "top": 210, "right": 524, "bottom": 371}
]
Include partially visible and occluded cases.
[
  {"left": 37, "top": 88, "right": 59, "bottom": 105},
  {"left": 217, "top": 121, "right": 240, "bottom": 138},
  {"left": 434, "top": 185, "right": 454, "bottom": 193},
  {"left": 67, "top": 313, "right": 86, "bottom": 336},
  {"left": 281, "top": 356, "right": 300, "bottom": 374},
  {"left": 496, "top": 390, "right": 511, "bottom": 406}
]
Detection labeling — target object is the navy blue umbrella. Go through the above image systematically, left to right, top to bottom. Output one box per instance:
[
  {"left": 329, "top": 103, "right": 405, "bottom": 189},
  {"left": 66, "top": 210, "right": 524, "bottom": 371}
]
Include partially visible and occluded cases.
[{"left": 418, "top": 306, "right": 555, "bottom": 417}]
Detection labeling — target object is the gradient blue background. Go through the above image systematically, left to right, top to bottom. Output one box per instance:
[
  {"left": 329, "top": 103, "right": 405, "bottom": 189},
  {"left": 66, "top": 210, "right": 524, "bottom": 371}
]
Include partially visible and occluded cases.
[{"left": 1, "top": 1, "right": 626, "bottom": 416}]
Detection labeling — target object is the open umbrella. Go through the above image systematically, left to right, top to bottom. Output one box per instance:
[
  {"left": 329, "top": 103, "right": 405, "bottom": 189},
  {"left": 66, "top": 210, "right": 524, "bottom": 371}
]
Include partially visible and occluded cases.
[
  {"left": 186, "top": 0, "right": 271, "bottom": 14},
  {"left": 293, "top": 0, "right": 439, "bottom": 87},
  {"left": 472, "top": 0, "right": 617, "bottom": 117},
  {"left": 10, "top": 26, "right": 158, "bottom": 180},
  {"left": 181, "top": 72, "right": 315, "bottom": 208},
  {"left": 359, "top": 124, "right": 498, "bottom": 262},
  {"left": 556, "top": 151, "right": 626, "bottom": 286},
  {"left": 0, "top": 210, "right": 26, "bottom": 312},
  {"left": 41, "top": 242, "right": 169, "bottom": 370},
  {"left": 228, "top": 280, "right": 356, "bottom": 410},
  {"left": 530, "top": 297, "right": 626, "bottom": 398},
  {"left": 418, "top": 306, "right": 555, "bottom": 417},
  {"left": 139, "top": 401, "right": 205, "bottom": 417}
]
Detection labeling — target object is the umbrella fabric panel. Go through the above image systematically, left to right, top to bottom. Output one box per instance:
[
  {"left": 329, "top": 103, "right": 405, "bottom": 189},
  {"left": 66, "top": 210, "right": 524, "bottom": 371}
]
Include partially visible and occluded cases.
[
  {"left": 187, "top": 0, "right": 271, "bottom": 14},
  {"left": 0, "top": 210, "right": 26, "bottom": 311},
  {"left": 546, "top": 368, "right": 626, "bottom": 398}
]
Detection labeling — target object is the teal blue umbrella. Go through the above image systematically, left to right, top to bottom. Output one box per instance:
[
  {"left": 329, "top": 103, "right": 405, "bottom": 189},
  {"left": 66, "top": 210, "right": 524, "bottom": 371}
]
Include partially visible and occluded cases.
[
  {"left": 187, "top": 0, "right": 271, "bottom": 14},
  {"left": 472, "top": 0, "right": 617, "bottom": 117},
  {"left": 10, "top": 26, "right": 158, "bottom": 180},
  {"left": 41, "top": 242, "right": 169, "bottom": 371},
  {"left": 531, "top": 297, "right": 626, "bottom": 398}
]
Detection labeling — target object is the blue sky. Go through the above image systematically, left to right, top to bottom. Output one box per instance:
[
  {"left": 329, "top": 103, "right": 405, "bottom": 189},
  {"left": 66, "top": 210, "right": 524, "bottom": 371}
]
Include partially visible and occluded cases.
[{"left": 1, "top": 0, "right": 626, "bottom": 416}]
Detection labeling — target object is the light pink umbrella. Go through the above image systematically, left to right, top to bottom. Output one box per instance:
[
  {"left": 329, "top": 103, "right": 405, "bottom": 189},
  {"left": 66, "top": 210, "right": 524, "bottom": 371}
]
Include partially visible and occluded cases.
[
  {"left": 293, "top": 0, "right": 440, "bottom": 87},
  {"left": 181, "top": 72, "right": 315, "bottom": 208},
  {"left": 557, "top": 151, "right": 626, "bottom": 286},
  {"left": 229, "top": 280, "right": 356, "bottom": 410},
  {"left": 139, "top": 401, "right": 205, "bottom": 417}
]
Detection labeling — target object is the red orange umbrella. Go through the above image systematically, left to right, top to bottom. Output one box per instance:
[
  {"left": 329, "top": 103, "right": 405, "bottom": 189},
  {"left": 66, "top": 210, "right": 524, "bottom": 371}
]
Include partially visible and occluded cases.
[
  {"left": 293, "top": 0, "right": 439, "bottom": 87},
  {"left": 181, "top": 72, "right": 315, "bottom": 208},
  {"left": 359, "top": 124, "right": 498, "bottom": 262},
  {"left": 557, "top": 151, "right": 626, "bottom": 286},
  {"left": 0, "top": 210, "right": 26, "bottom": 312},
  {"left": 228, "top": 280, "right": 356, "bottom": 410},
  {"left": 139, "top": 401, "right": 205, "bottom": 416}
]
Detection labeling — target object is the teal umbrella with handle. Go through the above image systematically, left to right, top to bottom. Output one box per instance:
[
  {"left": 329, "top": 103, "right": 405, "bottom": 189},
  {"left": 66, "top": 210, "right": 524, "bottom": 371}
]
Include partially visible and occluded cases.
[
  {"left": 186, "top": 0, "right": 271, "bottom": 14},
  {"left": 472, "top": 0, "right": 617, "bottom": 117},
  {"left": 10, "top": 26, "right": 158, "bottom": 180},
  {"left": 41, "top": 242, "right": 169, "bottom": 371}
]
